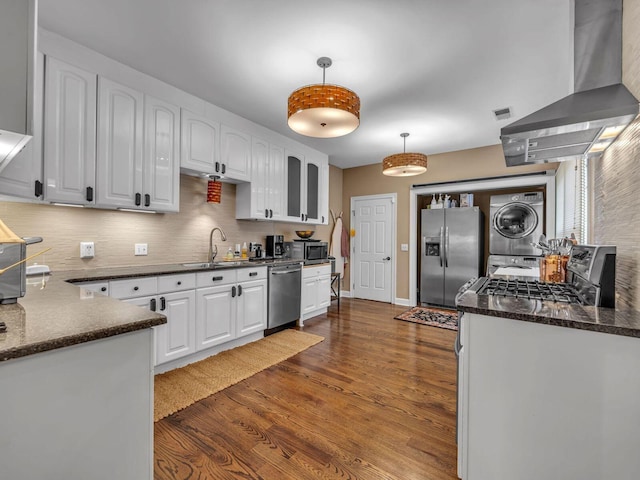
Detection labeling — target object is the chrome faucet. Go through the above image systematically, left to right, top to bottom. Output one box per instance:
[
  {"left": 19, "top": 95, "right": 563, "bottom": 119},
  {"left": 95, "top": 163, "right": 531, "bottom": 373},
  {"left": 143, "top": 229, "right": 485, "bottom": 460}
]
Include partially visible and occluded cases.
[{"left": 208, "top": 227, "right": 227, "bottom": 263}]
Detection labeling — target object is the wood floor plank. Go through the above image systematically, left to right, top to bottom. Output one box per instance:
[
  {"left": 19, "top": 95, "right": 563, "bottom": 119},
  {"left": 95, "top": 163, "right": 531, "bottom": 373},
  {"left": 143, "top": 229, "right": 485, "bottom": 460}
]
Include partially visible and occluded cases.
[{"left": 155, "top": 298, "right": 460, "bottom": 479}]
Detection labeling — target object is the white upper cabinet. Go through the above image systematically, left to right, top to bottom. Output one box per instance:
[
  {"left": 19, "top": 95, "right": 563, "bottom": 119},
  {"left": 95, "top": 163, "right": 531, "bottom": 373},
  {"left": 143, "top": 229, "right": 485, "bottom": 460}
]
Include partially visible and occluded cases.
[
  {"left": 0, "top": 53, "right": 44, "bottom": 200},
  {"left": 43, "top": 56, "right": 97, "bottom": 205},
  {"left": 96, "top": 77, "right": 144, "bottom": 209},
  {"left": 96, "top": 78, "right": 179, "bottom": 212},
  {"left": 143, "top": 95, "right": 180, "bottom": 212},
  {"left": 180, "top": 109, "right": 220, "bottom": 175},
  {"left": 220, "top": 125, "right": 251, "bottom": 182},
  {"left": 235, "top": 138, "right": 285, "bottom": 221},
  {"left": 285, "top": 151, "right": 328, "bottom": 225}
]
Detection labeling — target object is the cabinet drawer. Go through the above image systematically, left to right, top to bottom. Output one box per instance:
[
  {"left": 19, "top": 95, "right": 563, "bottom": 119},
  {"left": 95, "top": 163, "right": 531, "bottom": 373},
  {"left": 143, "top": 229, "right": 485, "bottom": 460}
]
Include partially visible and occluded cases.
[
  {"left": 302, "top": 264, "right": 331, "bottom": 279},
  {"left": 237, "top": 266, "right": 267, "bottom": 282},
  {"left": 196, "top": 269, "right": 237, "bottom": 287},
  {"left": 157, "top": 273, "right": 196, "bottom": 293},
  {"left": 109, "top": 276, "right": 158, "bottom": 299},
  {"left": 75, "top": 281, "right": 109, "bottom": 296}
]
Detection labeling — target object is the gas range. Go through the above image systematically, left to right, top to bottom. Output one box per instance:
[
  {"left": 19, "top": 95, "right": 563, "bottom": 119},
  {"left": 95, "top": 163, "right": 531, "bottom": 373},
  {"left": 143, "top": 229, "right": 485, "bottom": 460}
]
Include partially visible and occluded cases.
[{"left": 465, "top": 245, "right": 616, "bottom": 308}]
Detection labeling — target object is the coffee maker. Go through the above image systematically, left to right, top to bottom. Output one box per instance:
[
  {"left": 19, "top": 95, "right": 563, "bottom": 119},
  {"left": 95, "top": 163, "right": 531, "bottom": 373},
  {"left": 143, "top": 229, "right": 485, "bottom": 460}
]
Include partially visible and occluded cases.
[{"left": 266, "top": 235, "right": 284, "bottom": 258}]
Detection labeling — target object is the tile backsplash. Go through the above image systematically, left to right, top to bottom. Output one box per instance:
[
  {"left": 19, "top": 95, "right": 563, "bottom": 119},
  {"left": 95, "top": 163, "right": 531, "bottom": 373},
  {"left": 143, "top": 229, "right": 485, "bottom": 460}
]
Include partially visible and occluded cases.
[{"left": 0, "top": 175, "right": 330, "bottom": 271}]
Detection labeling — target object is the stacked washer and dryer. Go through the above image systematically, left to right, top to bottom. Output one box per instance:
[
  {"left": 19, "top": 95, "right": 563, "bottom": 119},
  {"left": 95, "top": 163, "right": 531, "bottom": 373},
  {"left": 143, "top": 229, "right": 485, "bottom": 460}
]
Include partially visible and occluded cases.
[{"left": 486, "top": 192, "right": 544, "bottom": 277}]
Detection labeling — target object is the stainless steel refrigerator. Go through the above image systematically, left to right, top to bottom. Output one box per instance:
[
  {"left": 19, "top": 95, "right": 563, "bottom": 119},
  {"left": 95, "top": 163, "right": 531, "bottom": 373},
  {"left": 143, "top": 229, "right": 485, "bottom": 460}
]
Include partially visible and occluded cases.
[{"left": 420, "top": 207, "right": 483, "bottom": 308}]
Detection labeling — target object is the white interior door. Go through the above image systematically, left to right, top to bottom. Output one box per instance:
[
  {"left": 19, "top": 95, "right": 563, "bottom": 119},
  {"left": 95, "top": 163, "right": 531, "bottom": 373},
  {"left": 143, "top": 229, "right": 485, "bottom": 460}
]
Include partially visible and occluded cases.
[{"left": 352, "top": 195, "right": 395, "bottom": 303}]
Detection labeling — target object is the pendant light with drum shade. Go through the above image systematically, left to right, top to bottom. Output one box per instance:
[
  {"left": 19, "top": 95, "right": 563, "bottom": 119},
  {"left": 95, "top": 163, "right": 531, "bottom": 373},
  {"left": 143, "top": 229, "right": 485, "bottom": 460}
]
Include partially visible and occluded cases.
[
  {"left": 288, "top": 57, "right": 360, "bottom": 138},
  {"left": 382, "top": 133, "right": 428, "bottom": 177}
]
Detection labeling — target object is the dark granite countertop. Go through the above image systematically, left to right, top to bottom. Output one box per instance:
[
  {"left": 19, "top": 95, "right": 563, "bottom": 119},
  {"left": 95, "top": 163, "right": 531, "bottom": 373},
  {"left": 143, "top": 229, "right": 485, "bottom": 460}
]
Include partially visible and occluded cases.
[
  {"left": 0, "top": 258, "right": 322, "bottom": 362},
  {"left": 62, "top": 258, "right": 305, "bottom": 283},
  {"left": 0, "top": 276, "right": 167, "bottom": 362},
  {"left": 456, "top": 289, "right": 640, "bottom": 338}
]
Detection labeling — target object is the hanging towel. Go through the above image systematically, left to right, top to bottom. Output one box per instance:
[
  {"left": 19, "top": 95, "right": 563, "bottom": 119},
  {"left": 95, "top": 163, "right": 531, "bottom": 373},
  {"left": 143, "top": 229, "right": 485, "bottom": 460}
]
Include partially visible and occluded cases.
[
  {"left": 330, "top": 215, "right": 345, "bottom": 276},
  {"left": 341, "top": 219, "right": 349, "bottom": 263}
]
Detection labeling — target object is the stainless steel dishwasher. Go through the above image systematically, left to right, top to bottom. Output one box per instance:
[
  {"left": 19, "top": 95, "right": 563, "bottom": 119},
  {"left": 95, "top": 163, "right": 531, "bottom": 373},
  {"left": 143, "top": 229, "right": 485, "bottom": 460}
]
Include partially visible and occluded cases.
[{"left": 267, "top": 263, "right": 302, "bottom": 329}]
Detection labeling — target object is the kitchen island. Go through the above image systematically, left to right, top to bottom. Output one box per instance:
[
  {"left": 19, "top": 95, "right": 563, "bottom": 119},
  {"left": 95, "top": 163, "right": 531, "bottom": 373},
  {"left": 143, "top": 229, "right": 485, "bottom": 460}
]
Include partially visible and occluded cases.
[
  {"left": 0, "top": 275, "right": 166, "bottom": 480},
  {"left": 455, "top": 291, "right": 640, "bottom": 480}
]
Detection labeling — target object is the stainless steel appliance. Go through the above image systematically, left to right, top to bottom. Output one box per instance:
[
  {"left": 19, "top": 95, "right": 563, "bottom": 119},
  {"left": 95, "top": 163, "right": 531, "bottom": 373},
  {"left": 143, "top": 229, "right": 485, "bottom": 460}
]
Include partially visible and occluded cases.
[
  {"left": 501, "top": 0, "right": 639, "bottom": 167},
  {"left": 489, "top": 192, "right": 543, "bottom": 256},
  {"left": 421, "top": 207, "right": 483, "bottom": 308},
  {"left": 265, "top": 235, "right": 284, "bottom": 258},
  {"left": 0, "top": 236, "right": 43, "bottom": 304},
  {"left": 285, "top": 240, "right": 328, "bottom": 265},
  {"left": 470, "top": 244, "right": 616, "bottom": 307},
  {"left": 486, "top": 254, "right": 541, "bottom": 278},
  {"left": 267, "top": 263, "right": 302, "bottom": 330}
]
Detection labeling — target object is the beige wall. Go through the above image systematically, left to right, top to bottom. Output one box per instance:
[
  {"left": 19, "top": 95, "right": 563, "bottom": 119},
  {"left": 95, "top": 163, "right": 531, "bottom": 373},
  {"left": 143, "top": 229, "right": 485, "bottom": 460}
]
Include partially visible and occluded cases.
[
  {"left": 592, "top": 0, "right": 640, "bottom": 310},
  {"left": 341, "top": 144, "right": 553, "bottom": 300},
  {"left": 0, "top": 173, "right": 338, "bottom": 271}
]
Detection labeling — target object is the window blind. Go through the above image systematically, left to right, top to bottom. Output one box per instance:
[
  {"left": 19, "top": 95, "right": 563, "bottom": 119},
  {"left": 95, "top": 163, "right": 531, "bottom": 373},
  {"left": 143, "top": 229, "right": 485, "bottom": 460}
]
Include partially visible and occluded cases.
[{"left": 555, "top": 158, "right": 586, "bottom": 243}]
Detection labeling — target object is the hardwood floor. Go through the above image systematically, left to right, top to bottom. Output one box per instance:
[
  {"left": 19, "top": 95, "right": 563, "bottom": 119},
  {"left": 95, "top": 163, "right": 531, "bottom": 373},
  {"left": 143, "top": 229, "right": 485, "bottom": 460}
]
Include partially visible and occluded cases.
[{"left": 154, "top": 299, "right": 459, "bottom": 480}]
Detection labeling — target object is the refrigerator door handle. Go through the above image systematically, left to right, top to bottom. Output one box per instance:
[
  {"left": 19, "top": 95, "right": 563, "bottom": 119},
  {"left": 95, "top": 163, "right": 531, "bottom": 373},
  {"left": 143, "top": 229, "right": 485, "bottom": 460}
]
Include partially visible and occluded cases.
[
  {"left": 439, "top": 226, "right": 444, "bottom": 267},
  {"left": 445, "top": 226, "right": 450, "bottom": 268}
]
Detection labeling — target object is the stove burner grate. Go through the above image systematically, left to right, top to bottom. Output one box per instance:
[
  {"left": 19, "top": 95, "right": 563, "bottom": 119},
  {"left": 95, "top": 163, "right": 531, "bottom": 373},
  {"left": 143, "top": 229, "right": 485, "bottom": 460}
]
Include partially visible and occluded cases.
[{"left": 477, "top": 278, "right": 585, "bottom": 305}]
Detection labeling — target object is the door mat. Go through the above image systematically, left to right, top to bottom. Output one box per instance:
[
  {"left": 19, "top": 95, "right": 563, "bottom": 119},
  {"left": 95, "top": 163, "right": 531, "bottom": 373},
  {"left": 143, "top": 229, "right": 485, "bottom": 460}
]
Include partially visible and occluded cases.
[
  {"left": 394, "top": 306, "right": 458, "bottom": 331},
  {"left": 154, "top": 329, "right": 324, "bottom": 421}
]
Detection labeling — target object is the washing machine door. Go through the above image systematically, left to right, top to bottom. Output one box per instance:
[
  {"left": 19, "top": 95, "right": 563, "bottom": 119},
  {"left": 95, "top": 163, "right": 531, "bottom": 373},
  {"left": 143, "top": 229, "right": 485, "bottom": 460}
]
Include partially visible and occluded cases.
[{"left": 490, "top": 202, "right": 541, "bottom": 255}]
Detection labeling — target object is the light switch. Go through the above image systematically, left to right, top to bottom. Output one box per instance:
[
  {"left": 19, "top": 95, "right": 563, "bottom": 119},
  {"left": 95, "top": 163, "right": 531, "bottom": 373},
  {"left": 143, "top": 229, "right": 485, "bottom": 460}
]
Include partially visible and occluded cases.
[
  {"left": 135, "top": 243, "right": 148, "bottom": 256},
  {"left": 401, "top": 243, "right": 409, "bottom": 251}
]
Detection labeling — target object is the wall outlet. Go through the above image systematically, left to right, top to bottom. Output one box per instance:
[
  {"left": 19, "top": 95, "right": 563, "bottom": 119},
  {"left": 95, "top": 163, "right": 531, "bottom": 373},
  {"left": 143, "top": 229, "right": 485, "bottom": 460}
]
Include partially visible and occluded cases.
[
  {"left": 80, "top": 242, "right": 95, "bottom": 258},
  {"left": 135, "top": 243, "right": 148, "bottom": 256},
  {"left": 401, "top": 243, "right": 409, "bottom": 252}
]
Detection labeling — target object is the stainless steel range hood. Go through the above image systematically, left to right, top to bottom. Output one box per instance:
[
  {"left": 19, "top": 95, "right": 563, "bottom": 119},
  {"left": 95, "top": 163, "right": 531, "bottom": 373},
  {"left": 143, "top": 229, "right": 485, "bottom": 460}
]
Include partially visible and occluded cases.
[
  {"left": 0, "top": 0, "right": 37, "bottom": 174},
  {"left": 502, "top": 0, "right": 639, "bottom": 167}
]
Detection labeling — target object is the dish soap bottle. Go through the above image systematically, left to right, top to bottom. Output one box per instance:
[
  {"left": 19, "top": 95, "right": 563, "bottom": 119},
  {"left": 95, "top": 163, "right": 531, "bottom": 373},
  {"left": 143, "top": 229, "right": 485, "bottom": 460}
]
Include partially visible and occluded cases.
[
  {"left": 431, "top": 195, "right": 437, "bottom": 209},
  {"left": 241, "top": 242, "right": 248, "bottom": 259},
  {"left": 225, "top": 247, "right": 234, "bottom": 261}
]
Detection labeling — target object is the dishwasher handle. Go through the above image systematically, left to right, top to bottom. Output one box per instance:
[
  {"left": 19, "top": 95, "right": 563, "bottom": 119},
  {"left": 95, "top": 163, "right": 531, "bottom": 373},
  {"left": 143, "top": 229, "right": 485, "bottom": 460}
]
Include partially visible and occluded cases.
[{"left": 270, "top": 269, "right": 300, "bottom": 276}]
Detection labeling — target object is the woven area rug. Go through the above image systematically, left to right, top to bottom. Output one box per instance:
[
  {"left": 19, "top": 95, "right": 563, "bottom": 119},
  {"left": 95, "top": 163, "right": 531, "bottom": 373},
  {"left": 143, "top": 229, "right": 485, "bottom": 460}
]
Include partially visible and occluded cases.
[
  {"left": 394, "top": 306, "right": 458, "bottom": 331},
  {"left": 154, "top": 329, "right": 324, "bottom": 421}
]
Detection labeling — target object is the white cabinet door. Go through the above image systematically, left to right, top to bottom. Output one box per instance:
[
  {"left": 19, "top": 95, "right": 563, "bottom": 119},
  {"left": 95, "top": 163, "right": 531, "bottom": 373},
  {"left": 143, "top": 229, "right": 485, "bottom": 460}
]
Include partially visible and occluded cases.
[
  {"left": 0, "top": 52, "right": 44, "bottom": 200},
  {"left": 43, "top": 56, "right": 97, "bottom": 205},
  {"left": 96, "top": 77, "right": 144, "bottom": 209},
  {"left": 143, "top": 95, "right": 180, "bottom": 212},
  {"left": 180, "top": 109, "right": 220, "bottom": 174},
  {"left": 220, "top": 125, "right": 251, "bottom": 182},
  {"left": 250, "top": 136, "right": 269, "bottom": 218},
  {"left": 268, "top": 144, "right": 285, "bottom": 220},
  {"left": 285, "top": 150, "right": 305, "bottom": 222},
  {"left": 318, "top": 159, "right": 329, "bottom": 225},
  {"left": 317, "top": 274, "right": 332, "bottom": 308},
  {"left": 301, "top": 276, "right": 318, "bottom": 315},
  {"left": 236, "top": 279, "right": 267, "bottom": 337},
  {"left": 196, "top": 284, "right": 235, "bottom": 350},
  {"left": 156, "top": 290, "right": 196, "bottom": 365}
]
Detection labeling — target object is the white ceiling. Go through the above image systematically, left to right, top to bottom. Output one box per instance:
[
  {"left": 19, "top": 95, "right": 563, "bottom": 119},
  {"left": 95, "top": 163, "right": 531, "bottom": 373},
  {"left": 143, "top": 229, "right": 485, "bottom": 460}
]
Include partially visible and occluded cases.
[{"left": 39, "top": 0, "right": 573, "bottom": 169}]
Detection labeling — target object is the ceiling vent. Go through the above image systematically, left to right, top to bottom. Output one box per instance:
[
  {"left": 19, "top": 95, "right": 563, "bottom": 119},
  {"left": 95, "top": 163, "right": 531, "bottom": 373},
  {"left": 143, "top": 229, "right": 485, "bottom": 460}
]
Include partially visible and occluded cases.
[{"left": 493, "top": 107, "right": 512, "bottom": 121}]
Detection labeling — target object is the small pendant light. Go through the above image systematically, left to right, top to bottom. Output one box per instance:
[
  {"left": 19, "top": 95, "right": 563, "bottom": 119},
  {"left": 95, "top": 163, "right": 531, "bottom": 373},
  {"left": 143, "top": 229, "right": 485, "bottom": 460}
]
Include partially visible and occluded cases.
[{"left": 382, "top": 132, "right": 428, "bottom": 177}]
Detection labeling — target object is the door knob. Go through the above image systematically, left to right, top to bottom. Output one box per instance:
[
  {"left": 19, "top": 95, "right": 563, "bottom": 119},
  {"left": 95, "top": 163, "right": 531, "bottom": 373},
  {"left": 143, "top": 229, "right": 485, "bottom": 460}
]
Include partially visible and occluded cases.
[{"left": 383, "top": 256, "right": 391, "bottom": 261}]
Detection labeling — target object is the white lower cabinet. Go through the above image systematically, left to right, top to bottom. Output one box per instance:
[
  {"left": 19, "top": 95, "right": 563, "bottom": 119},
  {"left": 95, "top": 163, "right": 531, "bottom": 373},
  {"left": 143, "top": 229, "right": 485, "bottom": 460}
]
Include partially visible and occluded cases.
[
  {"left": 300, "top": 264, "right": 331, "bottom": 322},
  {"left": 195, "top": 266, "right": 267, "bottom": 350}
]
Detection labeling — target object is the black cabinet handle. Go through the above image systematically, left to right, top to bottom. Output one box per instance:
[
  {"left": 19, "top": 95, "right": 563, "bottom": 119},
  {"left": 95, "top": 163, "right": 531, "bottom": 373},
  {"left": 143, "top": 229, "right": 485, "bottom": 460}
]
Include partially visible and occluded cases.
[
  {"left": 215, "top": 162, "right": 220, "bottom": 173},
  {"left": 221, "top": 163, "right": 226, "bottom": 175},
  {"left": 34, "top": 180, "right": 43, "bottom": 198},
  {"left": 86, "top": 186, "right": 94, "bottom": 202},
  {"left": 135, "top": 193, "right": 141, "bottom": 206},
  {"left": 144, "top": 194, "right": 150, "bottom": 207},
  {"left": 265, "top": 209, "right": 269, "bottom": 218},
  {"left": 269, "top": 209, "right": 273, "bottom": 218},
  {"left": 301, "top": 213, "right": 304, "bottom": 221},
  {"left": 322, "top": 216, "right": 325, "bottom": 223},
  {"left": 249, "top": 272, "right": 257, "bottom": 277},
  {"left": 212, "top": 276, "right": 223, "bottom": 282},
  {"left": 177, "top": 281, "right": 182, "bottom": 286},
  {"left": 237, "top": 285, "right": 242, "bottom": 296},
  {"left": 100, "top": 286, "right": 107, "bottom": 292},
  {"left": 133, "top": 286, "right": 139, "bottom": 291},
  {"left": 231, "top": 286, "right": 236, "bottom": 298},
  {"left": 160, "top": 296, "right": 166, "bottom": 311},
  {"left": 150, "top": 298, "right": 156, "bottom": 311}
]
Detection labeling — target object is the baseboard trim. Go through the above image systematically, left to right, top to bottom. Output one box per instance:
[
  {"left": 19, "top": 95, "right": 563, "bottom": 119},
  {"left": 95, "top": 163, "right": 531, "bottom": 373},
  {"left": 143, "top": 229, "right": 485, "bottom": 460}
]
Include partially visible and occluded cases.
[{"left": 394, "top": 297, "right": 412, "bottom": 306}]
